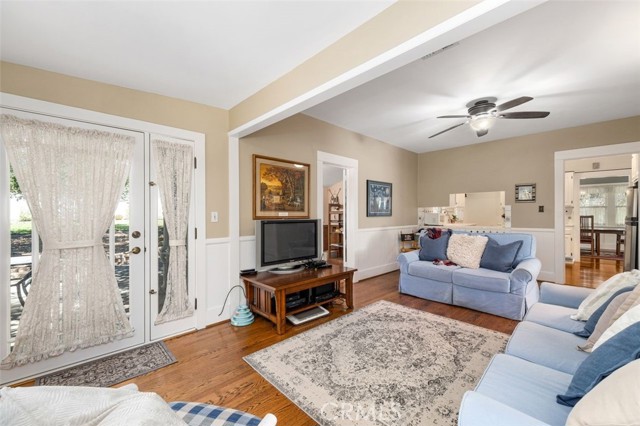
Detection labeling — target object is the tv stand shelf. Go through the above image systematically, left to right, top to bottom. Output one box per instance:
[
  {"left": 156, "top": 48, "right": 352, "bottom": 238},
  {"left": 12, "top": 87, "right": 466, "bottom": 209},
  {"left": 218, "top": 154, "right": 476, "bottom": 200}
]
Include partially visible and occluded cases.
[{"left": 241, "top": 265, "right": 356, "bottom": 334}]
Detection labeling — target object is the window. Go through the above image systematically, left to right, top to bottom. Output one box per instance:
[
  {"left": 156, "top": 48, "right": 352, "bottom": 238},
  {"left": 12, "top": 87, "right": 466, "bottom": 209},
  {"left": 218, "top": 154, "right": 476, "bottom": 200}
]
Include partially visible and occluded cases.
[{"left": 579, "top": 183, "right": 628, "bottom": 227}]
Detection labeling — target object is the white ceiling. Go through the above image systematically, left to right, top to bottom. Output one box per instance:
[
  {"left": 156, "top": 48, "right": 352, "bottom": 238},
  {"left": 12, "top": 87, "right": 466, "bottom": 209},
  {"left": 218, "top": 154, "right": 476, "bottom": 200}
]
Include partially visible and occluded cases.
[
  {"left": 0, "top": 0, "right": 394, "bottom": 109},
  {"left": 2, "top": 1, "right": 639, "bottom": 154},
  {"left": 305, "top": 1, "right": 640, "bottom": 153}
]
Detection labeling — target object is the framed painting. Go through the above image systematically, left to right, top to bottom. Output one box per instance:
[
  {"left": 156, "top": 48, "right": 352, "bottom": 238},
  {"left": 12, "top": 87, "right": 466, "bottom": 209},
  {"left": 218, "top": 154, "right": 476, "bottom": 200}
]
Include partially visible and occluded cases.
[
  {"left": 253, "top": 155, "right": 310, "bottom": 219},
  {"left": 367, "top": 180, "right": 392, "bottom": 217},
  {"left": 515, "top": 183, "right": 536, "bottom": 202}
]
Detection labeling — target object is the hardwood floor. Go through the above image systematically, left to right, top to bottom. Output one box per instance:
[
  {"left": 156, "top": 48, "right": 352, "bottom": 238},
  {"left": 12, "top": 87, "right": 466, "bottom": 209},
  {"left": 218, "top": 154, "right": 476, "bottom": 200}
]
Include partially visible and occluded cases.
[
  {"left": 564, "top": 257, "right": 623, "bottom": 288},
  {"left": 20, "top": 267, "right": 612, "bottom": 423},
  {"left": 121, "top": 271, "right": 519, "bottom": 424}
]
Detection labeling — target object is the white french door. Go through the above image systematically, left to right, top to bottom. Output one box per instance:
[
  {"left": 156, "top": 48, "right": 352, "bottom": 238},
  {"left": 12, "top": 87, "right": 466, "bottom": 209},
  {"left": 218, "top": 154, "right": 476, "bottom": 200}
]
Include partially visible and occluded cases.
[
  {"left": 0, "top": 105, "right": 200, "bottom": 385},
  {"left": 0, "top": 109, "right": 146, "bottom": 384},
  {"left": 148, "top": 134, "right": 197, "bottom": 341}
]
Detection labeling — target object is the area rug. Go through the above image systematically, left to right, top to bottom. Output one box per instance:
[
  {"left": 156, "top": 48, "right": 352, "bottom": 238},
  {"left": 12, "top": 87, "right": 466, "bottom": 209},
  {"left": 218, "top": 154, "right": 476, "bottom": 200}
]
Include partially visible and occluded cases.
[
  {"left": 245, "top": 300, "right": 509, "bottom": 426},
  {"left": 35, "top": 341, "right": 176, "bottom": 387}
]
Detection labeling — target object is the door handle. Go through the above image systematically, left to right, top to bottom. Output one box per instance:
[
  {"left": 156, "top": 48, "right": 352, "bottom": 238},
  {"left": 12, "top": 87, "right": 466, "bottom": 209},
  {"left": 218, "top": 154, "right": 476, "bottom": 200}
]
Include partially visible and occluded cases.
[
  {"left": 128, "top": 247, "right": 141, "bottom": 255},
  {"left": 149, "top": 289, "right": 157, "bottom": 295}
]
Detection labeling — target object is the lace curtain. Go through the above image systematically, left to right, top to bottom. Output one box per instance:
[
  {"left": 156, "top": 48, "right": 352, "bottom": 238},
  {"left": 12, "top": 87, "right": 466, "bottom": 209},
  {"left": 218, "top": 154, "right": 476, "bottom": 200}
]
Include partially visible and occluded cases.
[
  {"left": 0, "top": 114, "right": 135, "bottom": 369},
  {"left": 152, "top": 139, "right": 193, "bottom": 324}
]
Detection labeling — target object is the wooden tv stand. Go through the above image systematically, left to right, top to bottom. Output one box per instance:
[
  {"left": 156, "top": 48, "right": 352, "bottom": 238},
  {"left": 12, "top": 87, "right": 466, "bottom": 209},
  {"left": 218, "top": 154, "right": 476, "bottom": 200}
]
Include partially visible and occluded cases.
[{"left": 241, "top": 265, "right": 356, "bottom": 334}]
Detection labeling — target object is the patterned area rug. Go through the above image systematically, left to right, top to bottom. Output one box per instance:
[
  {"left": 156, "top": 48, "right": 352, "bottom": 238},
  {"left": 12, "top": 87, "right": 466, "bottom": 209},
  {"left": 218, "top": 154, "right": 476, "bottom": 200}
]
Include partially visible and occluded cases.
[
  {"left": 245, "top": 301, "right": 508, "bottom": 426},
  {"left": 35, "top": 341, "right": 176, "bottom": 387}
]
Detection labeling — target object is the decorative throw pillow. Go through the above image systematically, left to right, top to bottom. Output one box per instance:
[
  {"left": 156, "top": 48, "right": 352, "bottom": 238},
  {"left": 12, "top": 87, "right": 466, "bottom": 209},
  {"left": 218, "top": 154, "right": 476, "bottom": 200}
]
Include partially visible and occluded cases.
[
  {"left": 418, "top": 228, "right": 452, "bottom": 261},
  {"left": 447, "top": 234, "right": 488, "bottom": 269},
  {"left": 479, "top": 238, "right": 523, "bottom": 273},
  {"left": 571, "top": 270, "right": 640, "bottom": 321},
  {"left": 608, "top": 282, "right": 640, "bottom": 324},
  {"left": 574, "top": 286, "right": 634, "bottom": 338},
  {"left": 578, "top": 292, "right": 630, "bottom": 352},
  {"left": 593, "top": 303, "right": 640, "bottom": 351},
  {"left": 557, "top": 321, "right": 640, "bottom": 407},
  {"left": 566, "top": 359, "right": 640, "bottom": 426}
]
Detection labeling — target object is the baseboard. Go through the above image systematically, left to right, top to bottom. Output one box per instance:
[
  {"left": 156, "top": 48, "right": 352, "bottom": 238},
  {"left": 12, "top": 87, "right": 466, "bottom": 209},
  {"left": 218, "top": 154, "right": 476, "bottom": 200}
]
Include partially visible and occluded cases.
[{"left": 355, "top": 262, "right": 399, "bottom": 282}]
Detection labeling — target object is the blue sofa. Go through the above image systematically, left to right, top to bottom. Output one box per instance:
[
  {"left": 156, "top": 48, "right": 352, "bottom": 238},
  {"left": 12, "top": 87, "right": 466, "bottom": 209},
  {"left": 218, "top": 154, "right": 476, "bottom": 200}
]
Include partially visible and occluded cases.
[
  {"left": 397, "top": 232, "right": 541, "bottom": 320},
  {"left": 458, "top": 282, "right": 595, "bottom": 426}
]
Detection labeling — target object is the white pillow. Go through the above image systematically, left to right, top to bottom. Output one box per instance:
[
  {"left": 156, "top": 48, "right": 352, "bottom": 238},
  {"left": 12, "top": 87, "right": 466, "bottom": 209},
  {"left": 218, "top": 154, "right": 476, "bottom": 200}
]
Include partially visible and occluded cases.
[
  {"left": 447, "top": 234, "right": 488, "bottom": 269},
  {"left": 570, "top": 269, "right": 640, "bottom": 321},
  {"left": 592, "top": 302, "right": 640, "bottom": 351},
  {"left": 566, "top": 359, "right": 640, "bottom": 426}
]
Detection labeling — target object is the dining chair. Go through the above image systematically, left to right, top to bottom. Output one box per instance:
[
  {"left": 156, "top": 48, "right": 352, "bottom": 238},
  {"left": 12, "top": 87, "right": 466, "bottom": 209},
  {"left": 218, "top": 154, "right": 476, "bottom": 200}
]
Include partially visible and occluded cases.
[{"left": 580, "top": 215, "right": 595, "bottom": 256}]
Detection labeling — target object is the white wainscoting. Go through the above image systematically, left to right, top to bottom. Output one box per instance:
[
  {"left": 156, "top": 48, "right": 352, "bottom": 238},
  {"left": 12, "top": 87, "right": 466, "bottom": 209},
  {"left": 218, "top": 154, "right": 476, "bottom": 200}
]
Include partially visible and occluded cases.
[
  {"left": 204, "top": 227, "right": 558, "bottom": 326},
  {"left": 205, "top": 238, "right": 233, "bottom": 325}
]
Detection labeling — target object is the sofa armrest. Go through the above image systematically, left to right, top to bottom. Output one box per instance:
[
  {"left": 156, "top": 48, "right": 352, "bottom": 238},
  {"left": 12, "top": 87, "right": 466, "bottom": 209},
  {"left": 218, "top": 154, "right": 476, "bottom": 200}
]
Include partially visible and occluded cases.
[
  {"left": 397, "top": 250, "right": 420, "bottom": 274},
  {"left": 509, "top": 258, "right": 541, "bottom": 295},
  {"left": 539, "top": 282, "right": 593, "bottom": 309},
  {"left": 458, "top": 392, "right": 550, "bottom": 426}
]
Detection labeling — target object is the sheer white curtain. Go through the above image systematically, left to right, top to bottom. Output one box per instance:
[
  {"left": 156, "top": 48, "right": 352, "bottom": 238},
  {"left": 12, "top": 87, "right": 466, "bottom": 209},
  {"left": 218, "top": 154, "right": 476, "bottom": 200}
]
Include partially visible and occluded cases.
[
  {"left": 0, "top": 114, "right": 135, "bottom": 369},
  {"left": 152, "top": 139, "right": 193, "bottom": 324}
]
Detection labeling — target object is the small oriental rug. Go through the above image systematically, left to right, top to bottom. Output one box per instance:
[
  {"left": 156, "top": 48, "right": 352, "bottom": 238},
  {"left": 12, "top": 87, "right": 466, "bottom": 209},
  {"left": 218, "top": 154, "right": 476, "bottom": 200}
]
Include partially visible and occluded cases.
[
  {"left": 245, "top": 300, "right": 508, "bottom": 426},
  {"left": 35, "top": 341, "right": 176, "bottom": 387}
]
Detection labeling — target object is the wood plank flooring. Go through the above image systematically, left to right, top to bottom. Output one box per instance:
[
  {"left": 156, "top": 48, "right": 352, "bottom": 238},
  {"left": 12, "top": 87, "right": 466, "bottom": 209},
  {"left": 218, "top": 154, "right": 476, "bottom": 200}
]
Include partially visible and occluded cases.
[
  {"left": 564, "top": 258, "right": 623, "bottom": 288},
  {"left": 20, "top": 265, "right": 614, "bottom": 424},
  {"left": 122, "top": 271, "right": 520, "bottom": 424}
]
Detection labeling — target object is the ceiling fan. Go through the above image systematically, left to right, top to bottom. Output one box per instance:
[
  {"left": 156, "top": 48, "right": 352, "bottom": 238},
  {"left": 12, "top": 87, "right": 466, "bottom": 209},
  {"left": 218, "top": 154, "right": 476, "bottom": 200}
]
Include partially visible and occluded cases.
[{"left": 429, "top": 96, "right": 550, "bottom": 139}]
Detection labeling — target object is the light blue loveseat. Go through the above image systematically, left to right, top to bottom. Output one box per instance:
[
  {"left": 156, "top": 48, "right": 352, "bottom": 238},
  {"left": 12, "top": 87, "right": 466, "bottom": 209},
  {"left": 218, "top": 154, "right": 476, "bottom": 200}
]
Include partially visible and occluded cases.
[
  {"left": 397, "top": 232, "right": 541, "bottom": 320},
  {"left": 458, "top": 282, "right": 597, "bottom": 426}
]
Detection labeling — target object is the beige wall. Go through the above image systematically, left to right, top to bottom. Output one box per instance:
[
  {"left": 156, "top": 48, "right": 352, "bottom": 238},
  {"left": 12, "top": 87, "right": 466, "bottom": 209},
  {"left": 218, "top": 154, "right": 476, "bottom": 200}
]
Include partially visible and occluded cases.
[
  {"left": 229, "top": 0, "right": 479, "bottom": 130},
  {"left": 0, "top": 62, "right": 230, "bottom": 238},
  {"left": 240, "top": 114, "right": 417, "bottom": 236},
  {"left": 417, "top": 116, "right": 640, "bottom": 228}
]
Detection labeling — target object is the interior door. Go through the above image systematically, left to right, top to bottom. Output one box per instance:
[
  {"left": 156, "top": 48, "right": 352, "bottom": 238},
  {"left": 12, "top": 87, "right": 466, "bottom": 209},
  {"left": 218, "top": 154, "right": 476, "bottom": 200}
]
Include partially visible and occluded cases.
[
  {"left": 0, "top": 109, "right": 145, "bottom": 385},
  {"left": 148, "top": 134, "right": 197, "bottom": 341}
]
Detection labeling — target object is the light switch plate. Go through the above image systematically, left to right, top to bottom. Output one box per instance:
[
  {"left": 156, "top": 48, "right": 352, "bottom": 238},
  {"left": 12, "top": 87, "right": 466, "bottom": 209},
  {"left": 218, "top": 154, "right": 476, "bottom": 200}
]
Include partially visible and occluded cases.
[{"left": 211, "top": 211, "right": 219, "bottom": 222}]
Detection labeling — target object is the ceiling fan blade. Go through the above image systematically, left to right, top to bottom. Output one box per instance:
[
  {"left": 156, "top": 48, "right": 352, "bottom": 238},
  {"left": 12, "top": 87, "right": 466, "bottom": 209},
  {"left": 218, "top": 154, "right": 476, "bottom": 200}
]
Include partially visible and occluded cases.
[
  {"left": 497, "top": 96, "right": 533, "bottom": 112},
  {"left": 500, "top": 111, "right": 550, "bottom": 119},
  {"left": 437, "top": 115, "right": 470, "bottom": 119},
  {"left": 429, "top": 122, "right": 466, "bottom": 138},
  {"left": 476, "top": 129, "right": 489, "bottom": 137}
]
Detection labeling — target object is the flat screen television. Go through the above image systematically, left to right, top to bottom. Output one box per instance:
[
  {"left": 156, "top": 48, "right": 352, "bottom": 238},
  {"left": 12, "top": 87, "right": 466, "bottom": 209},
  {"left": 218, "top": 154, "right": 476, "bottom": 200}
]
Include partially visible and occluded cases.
[{"left": 255, "top": 219, "right": 321, "bottom": 272}]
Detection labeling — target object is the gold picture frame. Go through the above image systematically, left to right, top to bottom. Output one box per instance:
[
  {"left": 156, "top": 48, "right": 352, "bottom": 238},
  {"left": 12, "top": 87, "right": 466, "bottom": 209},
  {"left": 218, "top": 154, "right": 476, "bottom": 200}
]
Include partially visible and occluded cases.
[{"left": 253, "top": 155, "right": 310, "bottom": 219}]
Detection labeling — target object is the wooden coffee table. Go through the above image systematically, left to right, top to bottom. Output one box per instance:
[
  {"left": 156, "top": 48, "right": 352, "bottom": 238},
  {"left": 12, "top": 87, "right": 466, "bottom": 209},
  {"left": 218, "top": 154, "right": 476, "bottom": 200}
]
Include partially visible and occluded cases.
[{"left": 240, "top": 264, "right": 356, "bottom": 334}]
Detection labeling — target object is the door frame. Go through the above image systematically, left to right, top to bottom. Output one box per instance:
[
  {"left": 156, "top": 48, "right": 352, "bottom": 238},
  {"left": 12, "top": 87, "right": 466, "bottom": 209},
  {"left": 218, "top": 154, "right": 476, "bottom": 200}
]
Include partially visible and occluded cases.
[
  {"left": 0, "top": 93, "right": 206, "bottom": 385},
  {"left": 554, "top": 141, "right": 640, "bottom": 284},
  {"left": 316, "top": 151, "right": 358, "bottom": 271}
]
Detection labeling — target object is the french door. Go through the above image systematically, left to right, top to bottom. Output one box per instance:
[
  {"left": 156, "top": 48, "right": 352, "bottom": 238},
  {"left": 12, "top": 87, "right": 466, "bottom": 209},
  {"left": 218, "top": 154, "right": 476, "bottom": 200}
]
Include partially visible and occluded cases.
[{"left": 0, "top": 108, "right": 197, "bottom": 385}]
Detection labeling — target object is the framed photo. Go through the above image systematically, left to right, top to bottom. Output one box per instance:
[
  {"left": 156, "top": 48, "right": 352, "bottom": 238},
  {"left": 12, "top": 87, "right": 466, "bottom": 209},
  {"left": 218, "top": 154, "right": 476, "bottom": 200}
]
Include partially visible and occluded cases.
[
  {"left": 253, "top": 155, "right": 310, "bottom": 219},
  {"left": 367, "top": 180, "right": 392, "bottom": 217},
  {"left": 515, "top": 183, "right": 536, "bottom": 202}
]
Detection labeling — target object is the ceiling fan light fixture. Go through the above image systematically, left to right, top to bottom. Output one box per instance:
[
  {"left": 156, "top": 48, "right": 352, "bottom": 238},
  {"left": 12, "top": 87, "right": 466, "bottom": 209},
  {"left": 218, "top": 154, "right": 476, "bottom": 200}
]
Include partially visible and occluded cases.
[{"left": 469, "top": 113, "right": 496, "bottom": 131}]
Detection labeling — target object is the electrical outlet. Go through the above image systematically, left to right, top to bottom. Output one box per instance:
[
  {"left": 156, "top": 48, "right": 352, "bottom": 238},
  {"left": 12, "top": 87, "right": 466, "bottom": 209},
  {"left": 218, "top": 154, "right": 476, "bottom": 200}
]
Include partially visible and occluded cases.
[
  {"left": 539, "top": 206, "right": 544, "bottom": 213},
  {"left": 211, "top": 211, "right": 219, "bottom": 222}
]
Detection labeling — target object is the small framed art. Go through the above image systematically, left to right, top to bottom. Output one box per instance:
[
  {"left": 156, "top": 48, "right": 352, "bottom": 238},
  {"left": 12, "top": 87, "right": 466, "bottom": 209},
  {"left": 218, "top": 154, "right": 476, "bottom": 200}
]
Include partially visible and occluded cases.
[
  {"left": 367, "top": 180, "right": 392, "bottom": 217},
  {"left": 515, "top": 183, "right": 536, "bottom": 202}
]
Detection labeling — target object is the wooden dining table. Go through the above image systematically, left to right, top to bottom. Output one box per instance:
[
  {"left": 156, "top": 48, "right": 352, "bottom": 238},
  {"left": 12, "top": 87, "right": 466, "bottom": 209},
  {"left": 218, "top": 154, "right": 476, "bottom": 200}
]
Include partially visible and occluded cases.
[{"left": 593, "top": 227, "right": 625, "bottom": 256}]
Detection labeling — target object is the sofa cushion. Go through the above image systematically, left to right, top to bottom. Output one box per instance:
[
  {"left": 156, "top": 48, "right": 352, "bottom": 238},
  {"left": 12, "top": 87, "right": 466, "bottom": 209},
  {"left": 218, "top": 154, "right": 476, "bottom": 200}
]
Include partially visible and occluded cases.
[
  {"left": 418, "top": 228, "right": 451, "bottom": 261},
  {"left": 484, "top": 233, "right": 535, "bottom": 264},
  {"left": 447, "top": 234, "right": 488, "bottom": 269},
  {"left": 480, "top": 238, "right": 523, "bottom": 272},
  {"left": 407, "top": 261, "right": 459, "bottom": 283},
  {"left": 452, "top": 268, "right": 511, "bottom": 293},
  {"left": 575, "top": 286, "right": 634, "bottom": 338},
  {"left": 579, "top": 292, "right": 630, "bottom": 352},
  {"left": 524, "top": 303, "right": 584, "bottom": 334},
  {"left": 506, "top": 321, "right": 588, "bottom": 375},
  {"left": 557, "top": 321, "right": 640, "bottom": 407},
  {"left": 474, "top": 354, "right": 573, "bottom": 426},
  {"left": 566, "top": 359, "right": 640, "bottom": 426}
]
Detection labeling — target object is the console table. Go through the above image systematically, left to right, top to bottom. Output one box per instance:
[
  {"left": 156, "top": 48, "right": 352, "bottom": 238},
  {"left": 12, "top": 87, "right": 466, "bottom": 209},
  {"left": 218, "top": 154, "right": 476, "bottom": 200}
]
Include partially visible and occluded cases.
[{"left": 241, "top": 265, "right": 356, "bottom": 334}]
